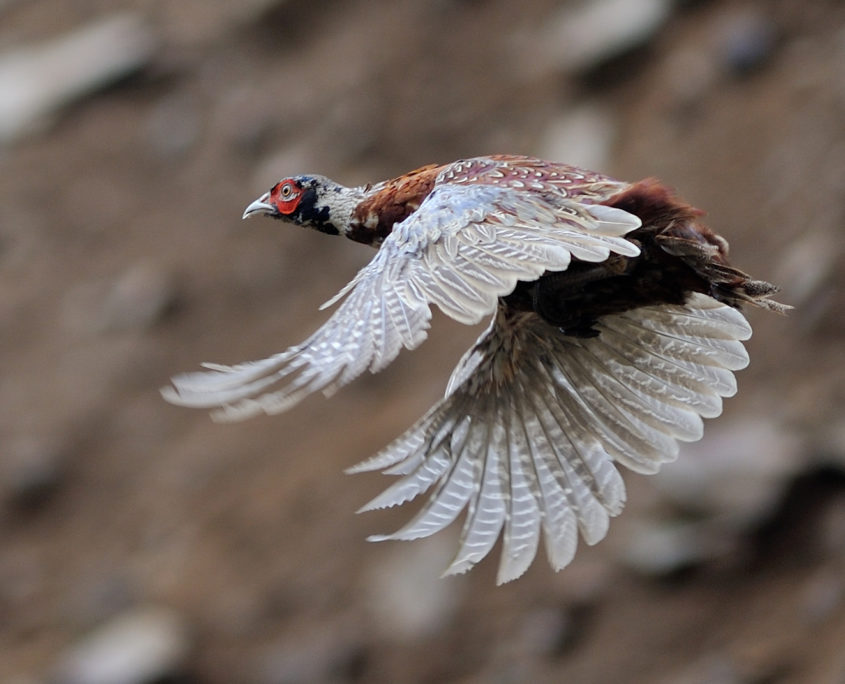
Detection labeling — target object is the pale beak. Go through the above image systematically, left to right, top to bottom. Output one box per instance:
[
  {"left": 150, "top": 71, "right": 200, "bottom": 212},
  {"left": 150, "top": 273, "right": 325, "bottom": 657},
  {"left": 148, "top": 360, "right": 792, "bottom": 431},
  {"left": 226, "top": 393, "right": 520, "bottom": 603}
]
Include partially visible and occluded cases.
[{"left": 242, "top": 192, "right": 274, "bottom": 219}]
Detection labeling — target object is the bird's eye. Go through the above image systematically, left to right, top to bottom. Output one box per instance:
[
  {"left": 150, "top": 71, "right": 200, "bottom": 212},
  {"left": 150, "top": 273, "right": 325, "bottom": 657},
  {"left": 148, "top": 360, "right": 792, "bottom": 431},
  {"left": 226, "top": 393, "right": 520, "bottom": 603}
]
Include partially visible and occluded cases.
[{"left": 280, "top": 183, "right": 294, "bottom": 199}]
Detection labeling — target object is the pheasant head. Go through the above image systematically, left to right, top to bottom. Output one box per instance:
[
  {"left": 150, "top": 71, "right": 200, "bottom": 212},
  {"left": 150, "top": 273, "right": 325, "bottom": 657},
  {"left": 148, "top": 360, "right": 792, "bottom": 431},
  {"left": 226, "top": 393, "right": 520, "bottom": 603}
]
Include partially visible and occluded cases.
[{"left": 242, "top": 175, "right": 365, "bottom": 238}]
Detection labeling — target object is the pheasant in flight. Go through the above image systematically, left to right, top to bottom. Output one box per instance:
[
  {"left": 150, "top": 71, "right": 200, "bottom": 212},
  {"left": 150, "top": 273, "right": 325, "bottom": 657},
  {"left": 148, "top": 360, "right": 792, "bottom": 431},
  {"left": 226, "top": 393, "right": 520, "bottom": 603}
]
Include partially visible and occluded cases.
[{"left": 163, "top": 155, "right": 785, "bottom": 584}]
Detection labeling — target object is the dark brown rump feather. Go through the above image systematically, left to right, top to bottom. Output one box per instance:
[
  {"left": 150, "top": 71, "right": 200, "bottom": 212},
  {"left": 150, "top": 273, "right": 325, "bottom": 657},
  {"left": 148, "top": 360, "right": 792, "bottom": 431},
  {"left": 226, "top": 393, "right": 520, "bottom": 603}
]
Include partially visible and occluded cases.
[
  {"left": 506, "top": 180, "right": 787, "bottom": 336},
  {"left": 609, "top": 181, "right": 787, "bottom": 314}
]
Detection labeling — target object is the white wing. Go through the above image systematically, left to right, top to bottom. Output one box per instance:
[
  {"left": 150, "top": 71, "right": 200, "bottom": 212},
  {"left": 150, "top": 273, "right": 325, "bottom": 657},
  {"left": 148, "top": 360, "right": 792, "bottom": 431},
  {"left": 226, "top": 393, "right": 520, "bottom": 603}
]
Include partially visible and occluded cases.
[
  {"left": 162, "top": 182, "right": 641, "bottom": 421},
  {"left": 348, "top": 293, "right": 752, "bottom": 584}
]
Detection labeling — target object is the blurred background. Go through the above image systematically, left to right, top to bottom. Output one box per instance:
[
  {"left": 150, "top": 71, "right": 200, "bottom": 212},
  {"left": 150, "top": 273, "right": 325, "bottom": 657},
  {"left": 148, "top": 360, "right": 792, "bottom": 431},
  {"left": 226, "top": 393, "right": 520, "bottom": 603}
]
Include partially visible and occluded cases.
[{"left": 1, "top": 0, "right": 844, "bottom": 682}]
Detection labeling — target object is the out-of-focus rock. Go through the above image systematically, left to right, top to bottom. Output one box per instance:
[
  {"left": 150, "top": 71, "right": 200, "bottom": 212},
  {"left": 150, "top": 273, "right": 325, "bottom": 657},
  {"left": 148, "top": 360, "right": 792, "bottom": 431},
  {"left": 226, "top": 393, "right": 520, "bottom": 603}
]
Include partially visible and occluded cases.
[
  {"left": 231, "top": 0, "right": 304, "bottom": 29},
  {"left": 543, "top": 0, "right": 672, "bottom": 76},
  {"left": 0, "top": 1, "right": 21, "bottom": 14},
  {"left": 716, "top": 9, "right": 779, "bottom": 77},
  {"left": 0, "top": 13, "right": 157, "bottom": 143},
  {"left": 661, "top": 46, "right": 719, "bottom": 111},
  {"left": 145, "top": 92, "right": 201, "bottom": 160},
  {"left": 540, "top": 103, "right": 617, "bottom": 172},
  {"left": 774, "top": 229, "right": 837, "bottom": 327},
  {"left": 97, "top": 262, "right": 179, "bottom": 333},
  {"left": 617, "top": 420, "right": 803, "bottom": 575},
  {"left": 652, "top": 420, "right": 801, "bottom": 528},
  {"left": 819, "top": 420, "right": 845, "bottom": 471},
  {"left": 1, "top": 435, "right": 67, "bottom": 512},
  {"left": 817, "top": 494, "right": 845, "bottom": 560},
  {"left": 617, "top": 518, "right": 737, "bottom": 576},
  {"left": 363, "top": 534, "right": 463, "bottom": 641},
  {"left": 555, "top": 557, "right": 613, "bottom": 606},
  {"left": 800, "top": 568, "right": 844, "bottom": 625},
  {"left": 62, "top": 575, "right": 138, "bottom": 630},
  {"left": 50, "top": 606, "right": 191, "bottom": 684},
  {"left": 514, "top": 607, "right": 577, "bottom": 657},
  {"left": 252, "top": 624, "right": 366, "bottom": 684},
  {"left": 662, "top": 646, "right": 791, "bottom": 684},
  {"left": 658, "top": 652, "right": 740, "bottom": 684}
]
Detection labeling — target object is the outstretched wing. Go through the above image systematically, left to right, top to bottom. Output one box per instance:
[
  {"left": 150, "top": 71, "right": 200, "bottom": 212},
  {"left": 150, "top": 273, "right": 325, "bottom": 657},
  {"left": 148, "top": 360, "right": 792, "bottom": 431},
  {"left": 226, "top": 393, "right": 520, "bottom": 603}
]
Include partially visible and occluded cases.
[
  {"left": 162, "top": 182, "right": 641, "bottom": 421},
  {"left": 348, "top": 293, "right": 752, "bottom": 584}
]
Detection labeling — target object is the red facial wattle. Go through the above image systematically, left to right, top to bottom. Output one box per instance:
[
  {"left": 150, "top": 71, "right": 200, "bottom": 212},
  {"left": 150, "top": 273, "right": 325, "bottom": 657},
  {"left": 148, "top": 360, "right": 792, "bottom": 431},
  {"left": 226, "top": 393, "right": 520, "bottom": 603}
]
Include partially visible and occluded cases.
[{"left": 272, "top": 180, "right": 303, "bottom": 215}]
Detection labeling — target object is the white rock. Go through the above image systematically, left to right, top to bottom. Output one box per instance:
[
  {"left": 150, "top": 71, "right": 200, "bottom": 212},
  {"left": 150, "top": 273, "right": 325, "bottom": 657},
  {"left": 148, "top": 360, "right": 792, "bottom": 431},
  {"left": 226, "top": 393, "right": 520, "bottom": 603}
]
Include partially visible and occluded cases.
[
  {"left": 543, "top": 0, "right": 672, "bottom": 75},
  {"left": 0, "top": 13, "right": 156, "bottom": 143},
  {"left": 51, "top": 606, "right": 191, "bottom": 684}
]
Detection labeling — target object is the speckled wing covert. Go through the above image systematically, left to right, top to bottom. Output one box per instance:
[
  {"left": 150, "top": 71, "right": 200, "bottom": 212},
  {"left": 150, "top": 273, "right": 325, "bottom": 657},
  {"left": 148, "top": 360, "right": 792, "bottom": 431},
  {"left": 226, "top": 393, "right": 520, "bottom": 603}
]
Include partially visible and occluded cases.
[
  {"left": 162, "top": 181, "right": 642, "bottom": 420},
  {"left": 350, "top": 292, "right": 751, "bottom": 584}
]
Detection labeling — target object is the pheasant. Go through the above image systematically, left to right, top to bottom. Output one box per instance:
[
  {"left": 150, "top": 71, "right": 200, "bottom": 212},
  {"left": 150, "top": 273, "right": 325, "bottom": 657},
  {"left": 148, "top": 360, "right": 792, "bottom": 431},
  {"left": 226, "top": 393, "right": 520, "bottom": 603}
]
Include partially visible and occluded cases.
[{"left": 163, "top": 155, "right": 786, "bottom": 584}]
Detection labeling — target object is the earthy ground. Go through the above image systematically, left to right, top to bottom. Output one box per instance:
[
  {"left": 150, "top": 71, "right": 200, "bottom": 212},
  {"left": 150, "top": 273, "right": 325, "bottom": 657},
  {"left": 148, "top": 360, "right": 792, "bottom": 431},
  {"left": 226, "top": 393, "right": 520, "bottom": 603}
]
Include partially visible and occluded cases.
[{"left": 2, "top": 0, "right": 844, "bottom": 682}]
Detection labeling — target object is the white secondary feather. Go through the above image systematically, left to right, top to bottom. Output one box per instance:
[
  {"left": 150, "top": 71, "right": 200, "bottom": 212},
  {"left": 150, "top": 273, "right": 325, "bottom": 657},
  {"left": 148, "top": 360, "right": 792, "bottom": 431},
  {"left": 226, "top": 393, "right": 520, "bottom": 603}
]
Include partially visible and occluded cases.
[
  {"left": 162, "top": 182, "right": 641, "bottom": 421},
  {"left": 349, "top": 293, "right": 752, "bottom": 584}
]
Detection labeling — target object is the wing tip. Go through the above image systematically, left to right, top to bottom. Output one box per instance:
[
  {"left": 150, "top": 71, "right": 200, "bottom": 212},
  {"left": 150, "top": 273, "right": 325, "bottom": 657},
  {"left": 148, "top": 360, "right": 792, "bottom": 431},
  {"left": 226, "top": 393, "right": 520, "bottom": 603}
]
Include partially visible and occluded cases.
[{"left": 366, "top": 533, "right": 392, "bottom": 543}]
